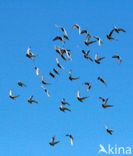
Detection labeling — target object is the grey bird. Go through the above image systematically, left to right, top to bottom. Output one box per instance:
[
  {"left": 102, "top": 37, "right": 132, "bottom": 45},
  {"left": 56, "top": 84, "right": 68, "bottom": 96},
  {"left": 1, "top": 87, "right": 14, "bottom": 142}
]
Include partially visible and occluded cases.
[
  {"left": 113, "top": 26, "right": 126, "bottom": 33},
  {"left": 93, "top": 35, "right": 102, "bottom": 46},
  {"left": 53, "top": 36, "right": 65, "bottom": 47},
  {"left": 95, "top": 53, "right": 105, "bottom": 64},
  {"left": 112, "top": 55, "right": 122, "bottom": 64},
  {"left": 56, "top": 57, "right": 64, "bottom": 69},
  {"left": 53, "top": 68, "right": 59, "bottom": 75},
  {"left": 69, "top": 70, "right": 79, "bottom": 81},
  {"left": 49, "top": 72, "right": 55, "bottom": 78},
  {"left": 42, "top": 74, "right": 51, "bottom": 85},
  {"left": 98, "top": 76, "right": 107, "bottom": 86},
  {"left": 18, "top": 81, "right": 26, "bottom": 87},
  {"left": 83, "top": 82, "right": 91, "bottom": 92},
  {"left": 41, "top": 85, "right": 50, "bottom": 97},
  {"left": 77, "top": 89, "right": 89, "bottom": 102},
  {"left": 9, "top": 90, "right": 19, "bottom": 99},
  {"left": 28, "top": 96, "right": 38, "bottom": 104},
  {"left": 61, "top": 98, "right": 70, "bottom": 106},
  {"left": 59, "top": 105, "right": 71, "bottom": 112},
  {"left": 105, "top": 123, "right": 114, "bottom": 135},
  {"left": 66, "top": 134, "right": 74, "bottom": 146},
  {"left": 49, "top": 136, "right": 60, "bottom": 146}
]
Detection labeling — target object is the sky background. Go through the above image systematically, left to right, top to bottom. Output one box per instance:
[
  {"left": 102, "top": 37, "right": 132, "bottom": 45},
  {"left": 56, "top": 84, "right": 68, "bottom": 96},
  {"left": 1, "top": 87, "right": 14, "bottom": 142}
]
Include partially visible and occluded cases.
[{"left": 0, "top": 0, "right": 133, "bottom": 155}]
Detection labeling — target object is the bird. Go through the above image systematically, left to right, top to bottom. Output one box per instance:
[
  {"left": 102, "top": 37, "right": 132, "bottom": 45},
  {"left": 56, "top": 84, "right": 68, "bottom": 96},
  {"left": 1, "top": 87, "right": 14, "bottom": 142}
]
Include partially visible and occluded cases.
[
  {"left": 55, "top": 24, "right": 69, "bottom": 40},
  {"left": 72, "top": 24, "right": 81, "bottom": 34},
  {"left": 113, "top": 26, "right": 126, "bottom": 33},
  {"left": 106, "top": 29, "right": 117, "bottom": 40},
  {"left": 93, "top": 35, "right": 102, "bottom": 46},
  {"left": 53, "top": 36, "right": 65, "bottom": 47},
  {"left": 26, "top": 46, "right": 38, "bottom": 61},
  {"left": 63, "top": 49, "right": 72, "bottom": 60},
  {"left": 95, "top": 53, "right": 105, "bottom": 64},
  {"left": 112, "top": 55, "right": 122, "bottom": 64},
  {"left": 56, "top": 57, "right": 64, "bottom": 69},
  {"left": 33, "top": 66, "right": 39, "bottom": 76},
  {"left": 53, "top": 68, "right": 59, "bottom": 75},
  {"left": 69, "top": 70, "right": 79, "bottom": 81},
  {"left": 49, "top": 72, "right": 55, "bottom": 78},
  {"left": 42, "top": 74, "right": 51, "bottom": 85},
  {"left": 98, "top": 76, "right": 107, "bottom": 86},
  {"left": 18, "top": 81, "right": 26, "bottom": 87},
  {"left": 83, "top": 82, "right": 91, "bottom": 92},
  {"left": 41, "top": 85, "right": 50, "bottom": 97},
  {"left": 9, "top": 90, "right": 19, "bottom": 99},
  {"left": 77, "top": 90, "right": 89, "bottom": 102},
  {"left": 28, "top": 96, "right": 38, "bottom": 104},
  {"left": 99, "top": 97, "right": 109, "bottom": 104},
  {"left": 61, "top": 98, "right": 70, "bottom": 106},
  {"left": 59, "top": 105, "right": 71, "bottom": 112},
  {"left": 105, "top": 123, "right": 114, "bottom": 135},
  {"left": 65, "top": 134, "right": 74, "bottom": 146},
  {"left": 49, "top": 136, "right": 60, "bottom": 146}
]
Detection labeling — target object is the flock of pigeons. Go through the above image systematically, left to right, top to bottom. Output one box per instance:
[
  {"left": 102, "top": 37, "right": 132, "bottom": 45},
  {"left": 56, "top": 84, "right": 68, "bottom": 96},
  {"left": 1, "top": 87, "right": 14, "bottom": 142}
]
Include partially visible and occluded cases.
[{"left": 9, "top": 24, "right": 126, "bottom": 146}]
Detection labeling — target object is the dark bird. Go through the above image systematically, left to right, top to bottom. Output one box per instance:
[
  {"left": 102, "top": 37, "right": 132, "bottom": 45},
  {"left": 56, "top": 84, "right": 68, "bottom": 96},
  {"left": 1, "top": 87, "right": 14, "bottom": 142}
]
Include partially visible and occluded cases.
[
  {"left": 55, "top": 24, "right": 69, "bottom": 40},
  {"left": 72, "top": 24, "right": 81, "bottom": 34},
  {"left": 113, "top": 26, "right": 126, "bottom": 33},
  {"left": 106, "top": 29, "right": 117, "bottom": 40},
  {"left": 93, "top": 35, "right": 102, "bottom": 46},
  {"left": 53, "top": 36, "right": 65, "bottom": 47},
  {"left": 85, "top": 40, "right": 96, "bottom": 46},
  {"left": 26, "top": 46, "right": 38, "bottom": 61},
  {"left": 95, "top": 53, "right": 105, "bottom": 64},
  {"left": 112, "top": 55, "right": 122, "bottom": 64},
  {"left": 56, "top": 57, "right": 64, "bottom": 69},
  {"left": 53, "top": 68, "right": 59, "bottom": 75},
  {"left": 69, "top": 70, "right": 79, "bottom": 81},
  {"left": 49, "top": 72, "right": 55, "bottom": 78},
  {"left": 42, "top": 74, "right": 51, "bottom": 85},
  {"left": 98, "top": 76, "right": 107, "bottom": 86},
  {"left": 18, "top": 81, "right": 26, "bottom": 87},
  {"left": 83, "top": 82, "right": 91, "bottom": 92},
  {"left": 41, "top": 85, "right": 50, "bottom": 97},
  {"left": 77, "top": 89, "right": 89, "bottom": 102},
  {"left": 9, "top": 90, "right": 19, "bottom": 99},
  {"left": 28, "top": 96, "right": 38, "bottom": 104},
  {"left": 99, "top": 97, "right": 109, "bottom": 103},
  {"left": 61, "top": 98, "right": 70, "bottom": 106},
  {"left": 102, "top": 103, "right": 113, "bottom": 108},
  {"left": 59, "top": 105, "right": 71, "bottom": 112},
  {"left": 105, "top": 123, "right": 114, "bottom": 135},
  {"left": 66, "top": 134, "right": 74, "bottom": 146},
  {"left": 49, "top": 136, "right": 60, "bottom": 146}
]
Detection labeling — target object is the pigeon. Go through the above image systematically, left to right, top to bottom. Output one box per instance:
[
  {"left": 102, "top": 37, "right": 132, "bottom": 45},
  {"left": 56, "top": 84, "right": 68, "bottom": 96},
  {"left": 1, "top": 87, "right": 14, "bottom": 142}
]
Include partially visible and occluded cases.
[
  {"left": 55, "top": 24, "right": 69, "bottom": 40},
  {"left": 72, "top": 24, "right": 81, "bottom": 34},
  {"left": 113, "top": 26, "right": 126, "bottom": 33},
  {"left": 106, "top": 29, "right": 117, "bottom": 40},
  {"left": 93, "top": 35, "right": 102, "bottom": 46},
  {"left": 53, "top": 36, "right": 65, "bottom": 47},
  {"left": 26, "top": 46, "right": 38, "bottom": 61},
  {"left": 95, "top": 53, "right": 105, "bottom": 64},
  {"left": 112, "top": 55, "right": 122, "bottom": 64},
  {"left": 56, "top": 57, "right": 64, "bottom": 69},
  {"left": 33, "top": 66, "right": 39, "bottom": 76},
  {"left": 53, "top": 68, "right": 59, "bottom": 75},
  {"left": 69, "top": 70, "right": 79, "bottom": 80},
  {"left": 49, "top": 72, "right": 55, "bottom": 78},
  {"left": 42, "top": 74, "right": 51, "bottom": 85},
  {"left": 98, "top": 76, "right": 107, "bottom": 86},
  {"left": 18, "top": 81, "right": 26, "bottom": 87},
  {"left": 83, "top": 82, "right": 91, "bottom": 92},
  {"left": 41, "top": 85, "right": 50, "bottom": 97},
  {"left": 9, "top": 90, "right": 19, "bottom": 99},
  {"left": 77, "top": 90, "right": 89, "bottom": 102},
  {"left": 28, "top": 96, "right": 38, "bottom": 104},
  {"left": 99, "top": 97, "right": 109, "bottom": 104},
  {"left": 61, "top": 98, "right": 70, "bottom": 106},
  {"left": 59, "top": 105, "right": 71, "bottom": 112},
  {"left": 105, "top": 123, "right": 114, "bottom": 135},
  {"left": 66, "top": 134, "right": 74, "bottom": 146},
  {"left": 49, "top": 136, "right": 60, "bottom": 146}
]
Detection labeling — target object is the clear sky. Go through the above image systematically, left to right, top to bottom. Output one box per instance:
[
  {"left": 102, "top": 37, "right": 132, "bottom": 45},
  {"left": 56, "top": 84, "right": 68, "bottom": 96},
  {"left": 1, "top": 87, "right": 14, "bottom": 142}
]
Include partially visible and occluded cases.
[{"left": 0, "top": 0, "right": 133, "bottom": 156}]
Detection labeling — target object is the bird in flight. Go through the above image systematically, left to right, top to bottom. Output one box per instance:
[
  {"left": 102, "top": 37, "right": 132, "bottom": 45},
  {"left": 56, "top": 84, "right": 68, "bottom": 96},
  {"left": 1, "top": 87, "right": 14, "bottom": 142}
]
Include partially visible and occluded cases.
[
  {"left": 55, "top": 24, "right": 69, "bottom": 40},
  {"left": 72, "top": 24, "right": 81, "bottom": 34},
  {"left": 113, "top": 26, "right": 126, "bottom": 33},
  {"left": 106, "top": 29, "right": 117, "bottom": 40},
  {"left": 93, "top": 35, "right": 102, "bottom": 46},
  {"left": 53, "top": 36, "right": 65, "bottom": 47},
  {"left": 26, "top": 46, "right": 38, "bottom": 61},
  {"left": 95, "top": 53, "right": 105, "bottom": 64},
  {"left": 112, "top": 55, "right": 122, "bottom": 64},
  {"left": 56, "top": 57, "right": 64, "bottom": 69},
  {"left": 33, "top": 66, "right": 39, "bottom": 76},
  {"left": 53, "top": 68, "right": 59, "bottom": 75},
  {"left": 69, "top": 70, "right": 79, "bottom": 81},
  {"left": 49, "top": 72, "right": 55, "bottom": 78},
  {"left": 42, "top": 74, "right": 51, "bottom": 85},
  {"left": 98, "top": 76, "right": 107, "bottom": 86},
  {"left": 18, "top": 81, "right": 26, "bottom": 87},
  {"left": 83, "top": 82, "right": 91, "bottom": 92},
  {"left": 41, "top": 85, "right": 50, "bottom": 97},
  {"left": 77, "top": 89, "right": 89, "bottom": 102},
  {"left": 9, "top": 90, "right": 19, "bottom": 99},
  {"left": 28, "top": 96, "right": 38, "bottom": 104},
  {"left": 61, "top": 98, "right": 70, "bottom": 106},
  {"left": 59, "top": 105, "right": 71, "bottom": 112},
  {"left": 105, "top": 123, "right": 114, "bottom": 135},
  {"left": 65, "top": 134, "right": 74, "bottom": 146},
  {"left": 49, "top": 136, "right": 60, "bottom": 146}
]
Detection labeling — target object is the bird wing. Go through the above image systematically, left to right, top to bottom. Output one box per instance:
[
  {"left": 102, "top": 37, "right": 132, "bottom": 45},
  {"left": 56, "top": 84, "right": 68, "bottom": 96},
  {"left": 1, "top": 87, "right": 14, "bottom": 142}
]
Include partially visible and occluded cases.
[
  {"left": 118, "top": 28, "right": 126, "bottom": 32},
  {"left": 109, "top": 29, "right": 114, "bottom": 36},
  {"left": 93, "top": 35, "right": 99, "bottom": 40},
  {"left": 95, "top": 53, "right": 98, "bottom": 60},
  {"left": 56, "top": 57, "right": 59, "bottom": 64},
  {"left": 97, "top": 57, "right": 105, "bottom": 61},
  {"left": 69, "top": 70, "right": 72, "bottom": 76},
  {"left": 9, "top": 90, "right": 12, "bottom": 96},
  {"left": 77, "top": 90, "right": 80, "bottom": 98},
  {"left": 105, "top": 123, "right": 108, "bottom": 129}
]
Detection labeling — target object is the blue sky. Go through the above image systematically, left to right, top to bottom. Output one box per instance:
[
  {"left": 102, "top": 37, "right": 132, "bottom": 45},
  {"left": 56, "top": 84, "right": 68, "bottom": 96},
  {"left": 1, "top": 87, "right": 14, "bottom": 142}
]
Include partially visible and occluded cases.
[{"left": 0, "top": 0, "right": 133, "bottom": 155}]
